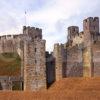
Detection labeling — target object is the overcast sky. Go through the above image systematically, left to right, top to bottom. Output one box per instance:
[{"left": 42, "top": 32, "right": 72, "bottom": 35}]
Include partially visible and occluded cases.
[{"left": 0, "top": 0, "right": 100, "bottom": 51}]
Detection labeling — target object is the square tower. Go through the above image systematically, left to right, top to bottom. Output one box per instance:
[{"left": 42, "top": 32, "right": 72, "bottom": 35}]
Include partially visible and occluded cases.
[
  {"left": 83, "top": 17, "right": 99, "bottom": 46},
  {"left": 83, "top": 17, "right": 99, "bottom": 77},
  {"left": 23, "top": 26, "right": 46, "bottom": 91},
  {"left": 67, "top": 26, "right": 79, "bottom": 41},
  {"left": 53, "top": 43, "right": 67, "bottom": 81}
]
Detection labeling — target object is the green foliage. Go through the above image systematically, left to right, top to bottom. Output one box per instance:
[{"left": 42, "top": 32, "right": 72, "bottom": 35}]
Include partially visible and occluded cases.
[{"left": 0, "top": 53, "right": 21, "bottom": 76}]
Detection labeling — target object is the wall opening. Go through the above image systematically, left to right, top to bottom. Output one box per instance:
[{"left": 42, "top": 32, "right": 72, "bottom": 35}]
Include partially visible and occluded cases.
[{"left": 0, "top": 52, "right": 23, "bottom": 90}]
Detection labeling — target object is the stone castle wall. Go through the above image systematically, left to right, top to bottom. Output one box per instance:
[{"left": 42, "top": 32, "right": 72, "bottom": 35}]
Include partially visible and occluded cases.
[
  {"left": 0, "top": 17, "right": 100, "bottom": 91},
  {"left": 54, "top": 17, "right": 100, "bottom": 78},
  {"left": 0, "top": 26, "right": 46, "bottom": 91},
  {"left": 23, "top": 26, "right": 46, "bottom": 91},
  {"left": 92, "top": 41, "right": 100, "bottom": 76},
  {"left": 53, "top": 43, "right": 67, "bottom": 81},
  {"left": 67, "top": 45, "right": 83, "bottom": 77},
  {"left": 82, "top": 47, "right": 93, "bottom": 77},
  {"left": 0, "top": 76, "right": 23, "bottom": 91}
]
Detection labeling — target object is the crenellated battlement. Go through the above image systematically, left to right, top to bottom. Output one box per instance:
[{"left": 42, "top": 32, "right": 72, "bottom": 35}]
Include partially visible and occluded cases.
[
  {"left": 0, "top": 17, "right": 100, "bottom": 91},
  {"left": 53, "top": 17, "right": 100, "bottom": 79},
  {"left": 83, "top": 17, "right": 99, "bottom": 33},
  {"left": 0, "top": 25, "right": 44, "bottom": 54},
  {"left": 0, "top": 26, "right": 46, "bottom": 91},
  {"left": 23, "top": 26, "right": 42, "bottom": 39},
  {"left": 23, "top": 26, "right": 42, "bottom": 32},
  {"left": 68, "top": 26, "right": 79, "bottom": 41},
  {"left": 0, "top": 34, "right": 21, "bottom": 40},
  {"left": 53, "top": 43, "right": 67, "bottom": 81}
]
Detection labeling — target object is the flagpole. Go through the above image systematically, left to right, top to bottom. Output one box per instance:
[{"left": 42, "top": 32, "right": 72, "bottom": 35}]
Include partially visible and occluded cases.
[{"left": 25, "top": 11, "right": 27, "bottom": 26}]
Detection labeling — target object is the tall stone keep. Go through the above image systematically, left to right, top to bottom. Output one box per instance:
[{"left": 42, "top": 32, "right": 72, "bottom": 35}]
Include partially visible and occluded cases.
[
  {"left": 83, "top": 17, "right": 99, "bottom": 77},
  {"left": 83, "top": 17, "right": 99, "bottom": 46},
  {"left": 23, "top": 26, "right": 46, "bottom": 91}
]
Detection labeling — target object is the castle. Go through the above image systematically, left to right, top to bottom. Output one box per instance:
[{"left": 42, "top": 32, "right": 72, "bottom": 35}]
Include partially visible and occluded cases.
[
  {"left": 0, "top": 17, "right": 100, "bottom": 91},
  {"left": 54, "top": 17, "right": 100, "bottom": 80},
  {"left": 0, "top": 26, "right": 46, "bottom": 91}
]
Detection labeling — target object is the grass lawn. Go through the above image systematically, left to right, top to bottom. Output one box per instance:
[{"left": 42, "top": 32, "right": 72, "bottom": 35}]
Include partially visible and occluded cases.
[{"left": 0, "top": 53, "right": 21, "bottom": 76}]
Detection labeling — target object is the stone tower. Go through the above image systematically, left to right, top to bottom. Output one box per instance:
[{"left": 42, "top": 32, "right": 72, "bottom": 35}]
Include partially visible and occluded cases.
[
  {"left": 83, "top": 17, "right": 99, "bottom": 77},
  {"left": 83, "top": 17, "right": 99, "bottom": 46},
  {"left": 23, "top": 26, "right": 46, "bottom": 91},
  {"left": 66, "top": 26, "right": 83, "bottom": 77},
  {"left": 68, "top": 26, "right": 79, "bottom": 41},
  {"left": 53, "top": 43, "right": 67, "bottom": 81}
]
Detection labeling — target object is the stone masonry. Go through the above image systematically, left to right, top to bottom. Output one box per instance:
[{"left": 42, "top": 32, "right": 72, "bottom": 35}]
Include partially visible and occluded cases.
[
  {"left": 0, "top": 17, "right": 100, "bottom": 91},
  {"left": 53, "top": 17, "right": 100, "bottom": 79},
  {"left": 0, "top": 26, "right": 46, "bottom": 91},
  {"left": 53, "top": 43, "right": 67, "bottom": 81}
]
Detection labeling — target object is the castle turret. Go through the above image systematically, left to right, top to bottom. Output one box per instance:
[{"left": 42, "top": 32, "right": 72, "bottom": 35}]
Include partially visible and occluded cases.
[
  {"left": 82, "top": 17, "right": 99, "bottom": 77},
  {"left": 83, "top": 17, "right": 99, "bottom": 46},
  {"left": 83, "top": 17, "right": 99, "bottom": 33},
  {"left": 23, "top": 26, "right": 46, "bottom": 91},
  {"left": 23, "top": 26, "right": 42, "bottom": 39},
  {"left": 67, "top": 26, "right": 79, "bottom": 41},
  {"left": 53, "top": 43, "right": 67, "bottom": 81}
]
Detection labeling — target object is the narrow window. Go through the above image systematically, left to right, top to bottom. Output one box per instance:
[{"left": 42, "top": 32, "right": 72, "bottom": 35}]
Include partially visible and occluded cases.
[
  {"left": 35, "top": 36, "right": 37, "bottom": 39},
  {"left": 35, "top": 48, "right": 37, "bottom": 52},
  {"left": 35, "top": 60, "right": 37, "bottom": 64}
]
